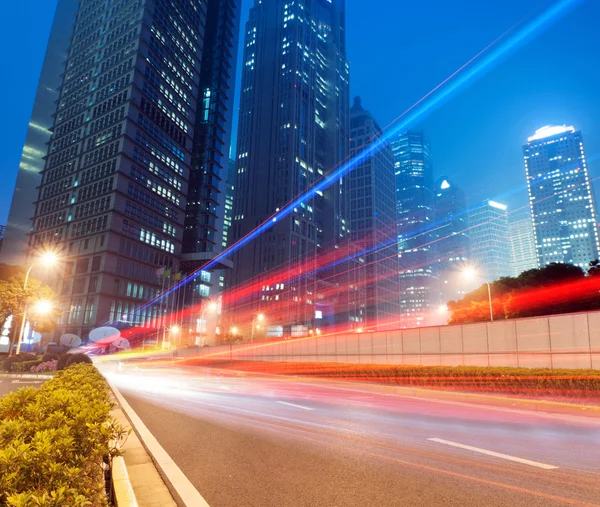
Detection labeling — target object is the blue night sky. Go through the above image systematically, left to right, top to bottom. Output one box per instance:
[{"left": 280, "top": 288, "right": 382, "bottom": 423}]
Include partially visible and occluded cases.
[{"left": 1, "top": 0, "right": 599, "bottom": 225}]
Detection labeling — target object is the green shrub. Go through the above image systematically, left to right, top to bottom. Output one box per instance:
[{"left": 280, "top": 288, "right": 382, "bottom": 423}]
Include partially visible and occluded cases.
[
  {"left": 41, "top": 353, "right": 59, "bottom": 363},
  {"left": 66, "top": 353, "right": 93, "bottom": 367},
  {"left": 2, "top": 354, "right": 38, "bottom": 372},
  {"left": 56, "top": 354, "right": 70, "bottom": 371},
  {"left": 11, "top": 360, "right": 43, "bottom": 373},
  {"left": 0, "top": 363, "right": 129, "bottom": 506}
]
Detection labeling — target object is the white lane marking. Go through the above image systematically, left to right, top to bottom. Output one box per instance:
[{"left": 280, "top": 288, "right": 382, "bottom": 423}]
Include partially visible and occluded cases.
[
  {"left": 12, "top": 380, "right": 43, "bottom": 384},
  {"left": 108, "top": 381, "right": 211, "bottom": 507},
  {"left": 276, "top": 401, "right": 314, "bottom": 411},
  {"left": 427, "top": 438, "right": 558, "bottom": 470}
]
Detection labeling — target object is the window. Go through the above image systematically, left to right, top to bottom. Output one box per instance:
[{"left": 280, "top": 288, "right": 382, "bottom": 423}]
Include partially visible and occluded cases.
[
  {"left": 91, "top": 255, "right": 102, "bottom": 272},
  {"left": 76, "top": 258, "right": 89, "bottom": 274},
  {"left": 73, "top": 278, "right": 86, "bottom": 294}
]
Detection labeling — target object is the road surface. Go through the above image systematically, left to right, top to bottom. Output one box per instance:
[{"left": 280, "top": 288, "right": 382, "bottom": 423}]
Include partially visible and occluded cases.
[
  {"left": 104, "top": 364, "right": 600, "bottom": 507},
  {"left": 0, "top": 375, "right": 45, "bottom": 397}
]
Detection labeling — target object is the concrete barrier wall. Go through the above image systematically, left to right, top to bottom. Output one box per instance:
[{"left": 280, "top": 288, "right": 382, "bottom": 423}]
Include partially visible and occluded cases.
[{"left": 176, "top": 310, "right": 600, "bottom": 370}]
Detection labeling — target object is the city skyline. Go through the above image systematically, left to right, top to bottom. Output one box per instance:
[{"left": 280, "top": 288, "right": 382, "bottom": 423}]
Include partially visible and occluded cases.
[{"left": 3, "top": 0, "right": 600, "bottom": 226}]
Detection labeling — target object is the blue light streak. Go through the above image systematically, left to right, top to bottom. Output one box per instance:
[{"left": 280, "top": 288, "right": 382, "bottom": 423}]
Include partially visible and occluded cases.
[{"left": 141, "top": 0, "right": 584, "bottom": 310}]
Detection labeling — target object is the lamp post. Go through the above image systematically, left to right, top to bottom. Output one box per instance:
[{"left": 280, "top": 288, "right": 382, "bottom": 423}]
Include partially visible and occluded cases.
[
  {"left": 13, "top": 253, "right": 58, "bottom": 356},
  {"left": 462, "top": 267, "right": 493, "bottom": 322},
  {"left": 198, "top": 300, "right": 218, "bottom": 346},
  {"left": 251, "top": 313, "right": 265, "bottom": 342}
]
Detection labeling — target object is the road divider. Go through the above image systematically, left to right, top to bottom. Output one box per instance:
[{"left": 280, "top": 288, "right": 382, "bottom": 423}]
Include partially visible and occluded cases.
[{"left": 427, "top": 438, "right": 558, "bottom": 469}]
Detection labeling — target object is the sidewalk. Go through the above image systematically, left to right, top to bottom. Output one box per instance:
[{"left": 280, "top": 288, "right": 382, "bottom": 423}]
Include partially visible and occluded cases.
[{"left": 110, "top": 390, "right": 179, "bottom": 507}]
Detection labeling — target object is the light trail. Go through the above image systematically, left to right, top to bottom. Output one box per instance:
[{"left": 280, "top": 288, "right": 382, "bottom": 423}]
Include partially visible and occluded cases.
[
  {"left": 133, "top": 0, "right": 584, "bottom": 313},
  {"left": 219, "top": 168, "right": 600, "bottom": 323}
]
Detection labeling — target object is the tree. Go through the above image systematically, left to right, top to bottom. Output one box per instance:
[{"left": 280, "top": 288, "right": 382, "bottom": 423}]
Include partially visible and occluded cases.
[
  {"left": 588, "top": 259, "right": 600, "bottom": 277},
  {"left": 448, "top": 262, "right": 598, "bottom": 324},
  {"left": 0, "top": 274, "right": 60, "bottom": 349}
]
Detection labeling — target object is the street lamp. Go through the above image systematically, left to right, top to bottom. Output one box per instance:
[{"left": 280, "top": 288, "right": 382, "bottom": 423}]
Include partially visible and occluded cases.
[
  {"left": 13, "top": 252, "right": 59, "bottom": 356},
  {"left": 462, "top": 267, "right": 493, "bottom": 322},
  {"left": 197, "top": 300, "right": 218, "bottom": 347},
  {"left": 251, "top": 313, "right": 265, "bottom": 342}
]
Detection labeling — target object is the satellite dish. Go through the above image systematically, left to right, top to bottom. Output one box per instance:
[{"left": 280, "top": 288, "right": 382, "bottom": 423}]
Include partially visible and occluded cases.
[
  {"left": 89, "top": 327, "right": 120, "bottom": 344},
  {"left": 60, "top": 334, "right": 82, "bottom": 348},
  {"left": 112, "top": 338, "right": 130, "bottom": 351}
]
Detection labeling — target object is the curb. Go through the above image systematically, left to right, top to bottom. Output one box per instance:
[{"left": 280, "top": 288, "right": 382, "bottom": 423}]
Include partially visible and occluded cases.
[
  {"left": 193, "top": 364, "right": 600, "bottom": 419},
  {"left": 107, "top": 379, "right": 207, "bottom": 507},
  {"left": 111, "top": 441, "right": 139, "bottom": 507}
]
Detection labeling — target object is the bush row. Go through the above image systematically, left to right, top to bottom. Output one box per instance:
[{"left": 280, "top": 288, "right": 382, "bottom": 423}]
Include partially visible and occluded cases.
[
  {"left": 2, "top": 353, "right": 92, "bottom": 373},
  {"left": 185, "top": 359, "right": 600, "bottom": 400},
  {"left": 0, "top": 363, "right": 128, "bottom": 506}
]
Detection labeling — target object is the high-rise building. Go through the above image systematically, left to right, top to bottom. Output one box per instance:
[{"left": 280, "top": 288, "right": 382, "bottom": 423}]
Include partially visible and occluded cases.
[
  {"left": 1, "top": 0, "right": 79, "bottom": 265},
  {"left": 10, "top": 0, "right": 241, "bottom": 341},
  {"left": 230, "top": 0, "right": 351, "bottom": 336},
  {"left": 349, "top": 97, "right": 400, "bottom": 330},
  {"left": 524, "top": 125, "right": 600, "bottom": 269},
  {"left": 392, "top": 131, "right": 437, "bottom": 327},
  {"left": 222, "top": 158, "right": 235, "bottom": 251},
  {"left": 434, "top": 176, "right": 470, "bottom": 304},
  {"left": 468, "top": 200, "right": 511, "bottom": 282},
  {"left": 509, "top": 212, "right": 538, "bottom": 277},
  {"left": 0, "top": 224, "right": 5, "bottom": 253}
]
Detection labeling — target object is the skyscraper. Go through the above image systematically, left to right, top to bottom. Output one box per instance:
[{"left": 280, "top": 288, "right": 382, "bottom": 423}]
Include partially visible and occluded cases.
[
  {"left": 1, "top": 0, "right": 79, "bottom": 265},
  {"left": 12, "top": 0, "right": 240, "bottom": 341},
  {"left": 230, "top": 0, "right": 350, "bottom": 336},
  {"left": 349, "top": 97, "right": 400, "bottom": 330},
  {"left": 524, "top": 125, "right": 600, "bottom": 269},
  {"left": 392, "top": 131, "right": 436, "bottom": 327},
  {"left": 434, "top": 176, "right": 470, "bottom": 304},
  {"left": 468, "top": 200, "right": 511, "bottom": 282},
  {"left": 509, "top": 212, "right": 538, "bottom": 277},
  {"left": 0, "top": 224, "right": 5, "bottom": 253}
]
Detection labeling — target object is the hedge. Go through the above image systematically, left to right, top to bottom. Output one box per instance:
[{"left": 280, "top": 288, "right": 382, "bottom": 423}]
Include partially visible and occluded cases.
[
  {"left": 2, "top": 354, "right": 37, "bottom": 373},
  {"left": 184, "top": 359, "right": 600, "bottom": 400},
  {"left": 11, "top": 360, "right": 43, "bottom": 373},
  {"left": 0, "top": 363, "right": 129, "bottom": 506}
]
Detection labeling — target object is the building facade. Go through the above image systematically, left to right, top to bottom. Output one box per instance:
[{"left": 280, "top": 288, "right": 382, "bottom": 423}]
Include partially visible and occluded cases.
[
  {"left": 1, "top": 0, "right": 79, "bottom": 266},
  {"left": 18, "top": 0, "right": 240, "bottom": 343},
  {"left": 230, "top": 0, "right": 351, "bottom": 337},
  {"left": 349, "top": 97, "right": 400, "bottom": 330},
  {"left": 524, "top": 125, "right": 600, "bottom": 269},
  {"left": 393, "top": 131, "right": 437, "bottom": 327},
  {"left": 434, "top": 176, "right": 470, "bottom": 305},
  {"left": 468, "top": 200, "right": 511, "bottom": 282},
  {"left": 509, "top": 212, "right": 538, "bottom": 277}
]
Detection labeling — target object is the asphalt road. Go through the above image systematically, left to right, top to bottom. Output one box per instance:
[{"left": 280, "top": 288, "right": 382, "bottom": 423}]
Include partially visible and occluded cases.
[
  {"left": 104, "top": 364, "right": 600, "bottom": 507},
  {"left": 0, "top": 375, "right": 45, "bottom": 397}
]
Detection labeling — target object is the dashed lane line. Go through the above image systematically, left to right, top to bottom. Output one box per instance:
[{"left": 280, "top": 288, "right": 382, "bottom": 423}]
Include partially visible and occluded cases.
[{"left": 427, "top": 438, "right": 558, "bottom": 470}]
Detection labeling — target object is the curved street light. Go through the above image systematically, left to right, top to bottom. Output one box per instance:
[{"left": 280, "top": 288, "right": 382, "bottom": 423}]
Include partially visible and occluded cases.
[
  {"left": 13, "top": 252, "right": 59, "bottom": 355},
  {"left": 462, "top": 267, "right": 493, "bottom": 322},
  {"left": 251, "top": 313, "right": 265, "bottom": 342}
]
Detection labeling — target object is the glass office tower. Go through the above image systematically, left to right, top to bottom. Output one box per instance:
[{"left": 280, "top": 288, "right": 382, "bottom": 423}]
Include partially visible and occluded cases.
[
  {"left": 14, "top": 0, "right": 240, "bottom": 342},
  {"left": 230, "top": 0, "right": 351, "bottom": 337},
  {"left": 349, "top": 97, "right": 400, "bottom": 330},
  {"left": 524, "top": 125, "right": 600, "bottom": 269},
  {"left": 393, "top": 131, "right": 437, "bottom": 327},
  {"left": 468, "top": 200, "right": 511, "bottom": 282}
]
